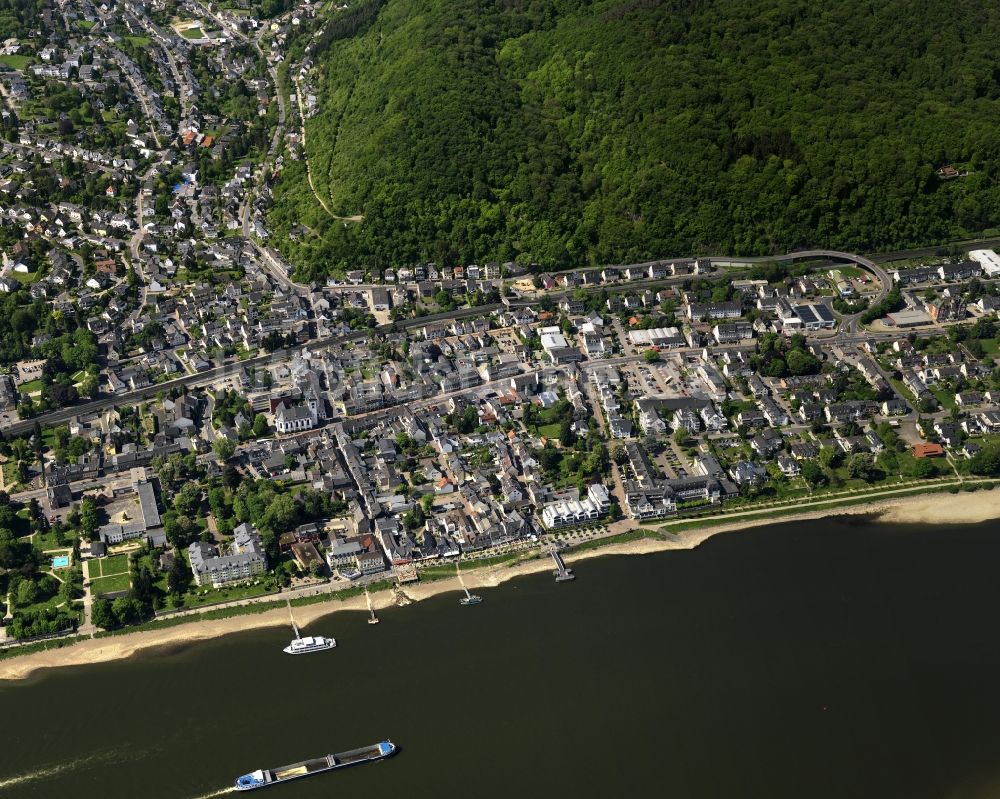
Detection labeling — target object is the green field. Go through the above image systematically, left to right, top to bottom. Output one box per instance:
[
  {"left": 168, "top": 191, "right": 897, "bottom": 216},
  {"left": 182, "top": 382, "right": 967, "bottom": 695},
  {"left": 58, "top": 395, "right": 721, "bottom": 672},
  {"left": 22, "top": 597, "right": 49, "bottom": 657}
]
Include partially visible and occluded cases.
[
  {"left": 180, "top": 26, "right": 205, "bottom": 39},
  {"left": 125, "top": 35, "right": 151, "bottom": 47},
  {"left": 0, "top": 54, "right": 32, "bottom": 70},
  {"left": 10, "top": 268, "right": 40, "bottom": 285},
  {"left": 17, "top": 378, "right": 42, "bottom": 395},
  {"left": 931, "top": 387, "right": 957, "bottom": 409},
  {"left": 535, "top": 423, "right": 562, "bottom": 440},
  {"left": 34, "top": 528, "right": 76, "bottom": 551},
  {"left": 90, "top": 554, "right": 130, "bottom": 578},
  {"left": 90, "top": 573, "right": 131, "bottom": 595},
  {"left": 176, "top": 580, "right": 274, "bottom": 609}
]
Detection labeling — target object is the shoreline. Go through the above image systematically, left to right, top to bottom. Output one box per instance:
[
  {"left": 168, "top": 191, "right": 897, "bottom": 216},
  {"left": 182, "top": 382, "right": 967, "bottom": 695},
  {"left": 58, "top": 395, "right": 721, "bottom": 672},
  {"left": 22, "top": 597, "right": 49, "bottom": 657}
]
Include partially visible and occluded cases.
[{"left": 1, "top": 487, "right": 997, "bottom": 682}]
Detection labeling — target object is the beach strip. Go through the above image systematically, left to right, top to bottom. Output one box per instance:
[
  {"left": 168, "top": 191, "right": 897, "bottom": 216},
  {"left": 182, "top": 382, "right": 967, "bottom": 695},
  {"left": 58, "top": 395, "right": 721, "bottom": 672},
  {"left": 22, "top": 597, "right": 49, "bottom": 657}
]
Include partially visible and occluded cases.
[{"left": 0, "top": 488, "right": 997, "bottom": 682}]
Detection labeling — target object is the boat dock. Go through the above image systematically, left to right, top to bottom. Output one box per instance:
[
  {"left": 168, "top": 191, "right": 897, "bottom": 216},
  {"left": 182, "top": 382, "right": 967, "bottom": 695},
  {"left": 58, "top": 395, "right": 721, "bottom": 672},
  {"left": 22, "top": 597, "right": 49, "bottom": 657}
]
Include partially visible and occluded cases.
[
  {"left": 550, "top": 549, "right": 575, "bottom": 582},
  {"left": 456, "top": 561, "right": 482, "bottom": 605},
  {"left": 365, "top": 586, "right": 379, "bottom": 624}
]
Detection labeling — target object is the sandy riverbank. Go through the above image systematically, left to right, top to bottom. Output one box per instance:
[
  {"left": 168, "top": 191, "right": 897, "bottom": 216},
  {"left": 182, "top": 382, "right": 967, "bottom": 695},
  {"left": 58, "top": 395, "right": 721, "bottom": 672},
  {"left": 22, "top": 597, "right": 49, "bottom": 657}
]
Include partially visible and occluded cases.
[{"left": 1, "top": 487, "right": 997, "bottom": 681}]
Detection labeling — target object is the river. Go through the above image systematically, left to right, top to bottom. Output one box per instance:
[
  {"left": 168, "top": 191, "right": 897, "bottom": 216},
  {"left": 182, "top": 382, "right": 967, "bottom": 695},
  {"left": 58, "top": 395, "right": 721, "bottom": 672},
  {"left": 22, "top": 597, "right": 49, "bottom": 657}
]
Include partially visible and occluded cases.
[{"left": 3, "top": 516, "right": 1000, "bottom": 798}]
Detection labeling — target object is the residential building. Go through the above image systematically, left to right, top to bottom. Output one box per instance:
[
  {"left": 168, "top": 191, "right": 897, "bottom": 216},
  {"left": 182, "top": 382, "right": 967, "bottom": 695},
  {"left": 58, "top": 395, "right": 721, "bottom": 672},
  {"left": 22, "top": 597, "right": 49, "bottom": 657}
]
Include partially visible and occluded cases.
[{"left": 188, "top": 523, "right": 267, "bottom": 587}]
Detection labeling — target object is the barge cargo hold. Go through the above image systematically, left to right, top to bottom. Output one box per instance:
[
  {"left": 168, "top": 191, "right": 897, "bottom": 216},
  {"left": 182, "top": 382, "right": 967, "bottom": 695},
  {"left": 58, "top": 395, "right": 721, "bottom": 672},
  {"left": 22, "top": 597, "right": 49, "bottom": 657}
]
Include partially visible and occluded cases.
[{"left": 235, "top": 741, "right": 396, "bottom": 790}]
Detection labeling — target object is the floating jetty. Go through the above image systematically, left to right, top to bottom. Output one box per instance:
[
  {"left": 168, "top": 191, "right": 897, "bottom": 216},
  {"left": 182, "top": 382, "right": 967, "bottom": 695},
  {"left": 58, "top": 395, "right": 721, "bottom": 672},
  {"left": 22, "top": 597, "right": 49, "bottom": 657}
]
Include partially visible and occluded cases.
[
  {"left": 550, "top": 549, "right": 575, "bottom": 582},
  {"left": 456, "top": 561, "right": 482, "bottom": 606},
  {"left": 365, "top": 586, "right": 380, "bottom": 624},
  {"left": 283, "top": 601, "right": 336, "bottom": 654}
]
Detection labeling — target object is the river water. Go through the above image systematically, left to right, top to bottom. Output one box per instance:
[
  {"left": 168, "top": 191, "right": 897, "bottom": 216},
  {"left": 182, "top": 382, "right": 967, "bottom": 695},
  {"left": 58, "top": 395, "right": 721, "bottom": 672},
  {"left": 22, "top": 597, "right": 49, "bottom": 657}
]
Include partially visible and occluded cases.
[{"left": 3, "top": 516, "right": 1000, "bottom": 799}]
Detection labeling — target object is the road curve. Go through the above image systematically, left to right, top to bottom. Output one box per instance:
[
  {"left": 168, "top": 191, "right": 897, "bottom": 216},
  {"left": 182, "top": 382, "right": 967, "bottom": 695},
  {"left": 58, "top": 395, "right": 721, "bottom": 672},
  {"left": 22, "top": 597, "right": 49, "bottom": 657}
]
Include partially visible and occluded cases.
[{"left": 710, "top": 249, "right": 892, "bottom": 304}]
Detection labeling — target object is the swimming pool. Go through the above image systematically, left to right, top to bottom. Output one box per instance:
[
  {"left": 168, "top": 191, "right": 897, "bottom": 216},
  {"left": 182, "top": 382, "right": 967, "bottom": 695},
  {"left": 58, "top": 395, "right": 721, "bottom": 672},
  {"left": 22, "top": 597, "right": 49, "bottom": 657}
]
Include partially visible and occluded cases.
[{"left": 51, "top": 555, "right": 70, "bottom": 569}]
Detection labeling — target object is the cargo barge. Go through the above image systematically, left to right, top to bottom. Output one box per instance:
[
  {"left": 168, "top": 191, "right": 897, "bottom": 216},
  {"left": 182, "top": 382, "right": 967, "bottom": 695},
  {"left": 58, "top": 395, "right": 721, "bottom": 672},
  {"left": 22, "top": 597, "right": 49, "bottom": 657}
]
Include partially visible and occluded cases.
[{"left": 235, "top": 741, "right": 396, "bottom": 790}]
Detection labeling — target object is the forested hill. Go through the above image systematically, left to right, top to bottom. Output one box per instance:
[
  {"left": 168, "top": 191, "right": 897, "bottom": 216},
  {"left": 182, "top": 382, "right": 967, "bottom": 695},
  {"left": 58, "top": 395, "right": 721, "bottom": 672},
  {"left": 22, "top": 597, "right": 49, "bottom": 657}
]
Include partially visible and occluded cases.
[{"left": 269, "top": 0, "right": 1000, "bottom": 278}]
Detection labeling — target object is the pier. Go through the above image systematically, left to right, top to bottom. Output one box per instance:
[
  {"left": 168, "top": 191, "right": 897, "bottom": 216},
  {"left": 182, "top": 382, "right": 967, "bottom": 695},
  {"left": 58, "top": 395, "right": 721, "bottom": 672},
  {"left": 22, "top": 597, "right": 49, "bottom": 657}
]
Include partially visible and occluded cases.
[
  {"left": 550, "top": 549, "right": 575, "bottom": 582},
  {"left": 456, "top": 562, "right": 482, "bottom": 605},
  {"left": 365, "top": 586, "right": 379, "bottom": 624}
]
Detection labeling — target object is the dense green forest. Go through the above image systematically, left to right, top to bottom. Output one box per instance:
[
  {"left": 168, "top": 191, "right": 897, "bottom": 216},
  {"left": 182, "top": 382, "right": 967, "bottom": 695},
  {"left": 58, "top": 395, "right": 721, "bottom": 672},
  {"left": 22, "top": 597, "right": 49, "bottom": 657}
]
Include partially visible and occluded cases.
[{"left": 269, "top": 0, "right": 1000, "bottom": 278}]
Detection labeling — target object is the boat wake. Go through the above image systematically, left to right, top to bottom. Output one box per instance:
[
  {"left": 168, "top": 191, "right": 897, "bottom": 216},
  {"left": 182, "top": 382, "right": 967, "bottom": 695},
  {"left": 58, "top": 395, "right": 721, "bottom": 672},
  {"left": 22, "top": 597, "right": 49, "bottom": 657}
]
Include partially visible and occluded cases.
[
  {"left": 0, "top": 746, "right": 157, "bottom": 790},
  {"left": 0, "top": 754, "right": 104, "bottom": 789},
  {"left": 189, "top": 788, "right": 236, "bottom": 799}
]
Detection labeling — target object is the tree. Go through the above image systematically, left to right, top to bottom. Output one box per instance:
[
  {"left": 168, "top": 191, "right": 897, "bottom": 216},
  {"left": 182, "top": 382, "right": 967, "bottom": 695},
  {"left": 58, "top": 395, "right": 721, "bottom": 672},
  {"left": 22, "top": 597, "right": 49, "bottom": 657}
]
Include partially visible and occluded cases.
[
  {"left": 972, "top": 317, "right": 996, "bottom": 340},
  {"left": 643, "top": 348, "right": 660, "bottom": 364},
  {"left": 786, "top": 349, "right": 819, "bottom": 376},
  {"left": 79, "top": 373, "right": 99, "bottom": 398},
  {"left": 457, "top": 405, "right": 478, "bottom": 434},
  {"left": 252, "top": 413, "right": 269, "bottom": 437},
  {"left": 559, "top": 418, "right": 576, "bottom": 447},
  {"left": 213, "top": 438, "right": 236, "bottom": 462},
  {"left": 970, "top": 441, "right": 1000, "bottom": 476},
  {"left": 610, "top": 442, "right": 627, "bottom": 465},
  {"left": 818, "top": 447, "right": 842, "bottom": 469},
  {"left": 847, "top": 453, "right": 880, "bottom": 483},
  {"left": 907, "top": 457, "right": 937, "bottom": 479},
  {"left": 800, "top": 460, "right": 828, "bottom": 487},
  {"left": 172, "top": 482, "right": 201, "bottom": 517},
  {"left": 262, "top": 493, "right": 298, "bottom": 533},
  {"left": 420, "top": 493, "right": 435, "bottom": 514},
  {"left": 79, "top": 498, "right": 99, "bottom": 539},
  {"left": 164, "top": 512, "right": 195, "bottom": 548},
  {"left": 53, "top": 520, "right": 66, "bottom": 547},
  {"left": 166, "top": 553, "right": 192, "bottom": 595},
  {"left": 59, "top": 572, "right": 77, "bottom": 603},
  {"left": 15, "top": 578, "right": 38, "bottom": 606},
  {"left": 112, "top": 596, "right": 144, "bottom": 626},
  {"left": 91, "top": 597, "right": 117, "bottom": 630}
]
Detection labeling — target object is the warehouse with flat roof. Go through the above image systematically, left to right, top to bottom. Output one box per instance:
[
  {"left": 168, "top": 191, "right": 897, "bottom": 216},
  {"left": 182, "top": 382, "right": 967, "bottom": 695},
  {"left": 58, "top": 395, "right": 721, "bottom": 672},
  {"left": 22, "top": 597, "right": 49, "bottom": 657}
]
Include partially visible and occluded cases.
[
  {"left": 969, "top": 249, "right": 1000, "bottom": 277},
  {"left": 886, "top": 309, "right": 933, "bottom": 328}
]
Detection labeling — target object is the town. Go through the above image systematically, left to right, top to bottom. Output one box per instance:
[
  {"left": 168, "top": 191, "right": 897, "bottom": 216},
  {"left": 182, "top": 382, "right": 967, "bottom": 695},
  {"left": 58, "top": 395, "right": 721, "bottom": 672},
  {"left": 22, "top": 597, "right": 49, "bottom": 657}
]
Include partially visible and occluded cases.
[{"left": 0, "top": 0, "right": 999, "bottom": 647}]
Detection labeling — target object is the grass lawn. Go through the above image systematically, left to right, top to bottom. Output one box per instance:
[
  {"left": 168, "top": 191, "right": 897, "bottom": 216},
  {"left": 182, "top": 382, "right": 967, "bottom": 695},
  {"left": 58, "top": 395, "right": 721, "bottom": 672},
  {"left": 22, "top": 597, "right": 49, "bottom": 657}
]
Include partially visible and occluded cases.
[
  {"left": 180, "top": 26, "right": 205, "bottom": 39},
  {"left": 125, "top": 35, "right": 151, "bottom": 47},
  {"left": 0, "top": 54, "right": 32, "bottom": 70},
  {"left": 101, "top": 109, "right": 117, "bottom": 122},
  {"left": 10, "top": 269, "right": 40, "bottom": 285},
  {"left": 887, "top": 375, "right": 916, "bottom": 403},
  {"left": 18, "top": 377, "right": 42, "bottom": 394},
  {"left": 931, "top": 386, "right": 957, "bottom": 409},
  {"left": 535, "top": 422, "right": 562, "bottom": 440},
  {"left": 41, "top": 426, "right": 60, "bottom": 450},
  {"left": 2, "top": 460, "right": 22, "bottom": 490},
  {"left": 34, "top": 527, "right": 77, "bottom": 551},
  {"left": 564, "top": 528, "right": 662, "bottom": 553},
  {"left": 417, "top": 552, "right": 525, "bottom": 582},
  {"left": 95, "top": 553, "right": 130, "bottom": 577},
  {"left": 90, "top": 573, "right": 131, "bottom": 595},
  {"left": 180, "top": 580, "right": 274, "bottom": 607}
]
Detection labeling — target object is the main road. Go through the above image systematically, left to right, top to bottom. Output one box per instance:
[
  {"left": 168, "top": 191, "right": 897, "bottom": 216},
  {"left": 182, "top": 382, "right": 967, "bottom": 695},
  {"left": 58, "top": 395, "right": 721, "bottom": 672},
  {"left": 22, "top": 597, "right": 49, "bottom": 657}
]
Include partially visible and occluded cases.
[
  {"left": 0, "top": 246, "right": 899, "bottom": 438},
  {"left": 0, "top": 304, "right": 507, "bottom": 438}
]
